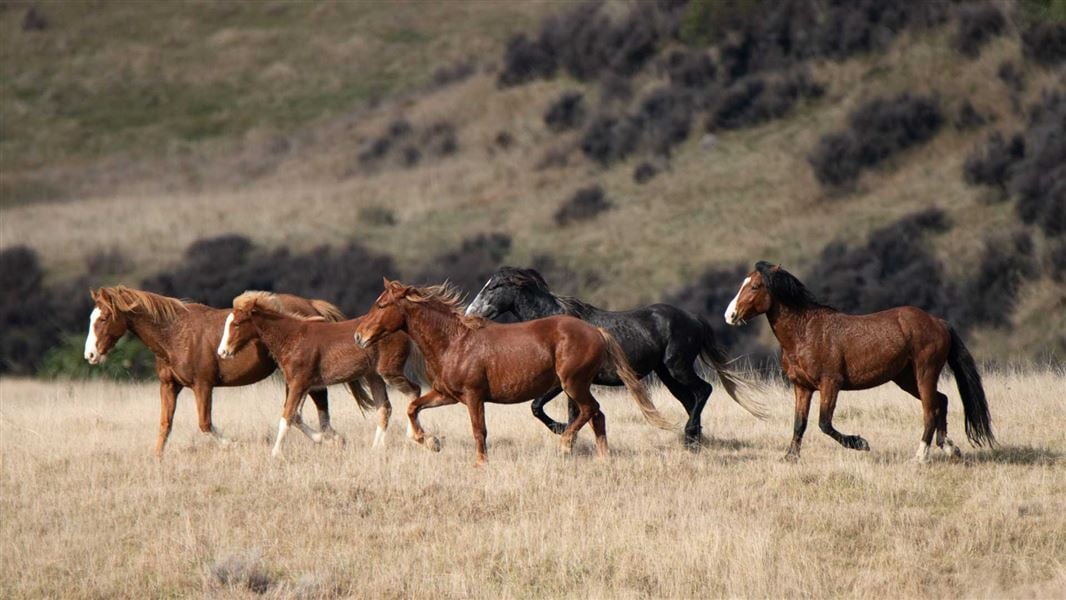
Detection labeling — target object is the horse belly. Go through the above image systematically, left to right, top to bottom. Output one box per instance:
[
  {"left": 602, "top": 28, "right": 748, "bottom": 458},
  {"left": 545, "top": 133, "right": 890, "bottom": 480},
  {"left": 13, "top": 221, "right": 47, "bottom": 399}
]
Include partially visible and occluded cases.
[
  {"left": 839, "top": 331, "right": 910, "bottom": 390},
  {"left": 487, "top": 368, "right": 559, "bottom": 404}
]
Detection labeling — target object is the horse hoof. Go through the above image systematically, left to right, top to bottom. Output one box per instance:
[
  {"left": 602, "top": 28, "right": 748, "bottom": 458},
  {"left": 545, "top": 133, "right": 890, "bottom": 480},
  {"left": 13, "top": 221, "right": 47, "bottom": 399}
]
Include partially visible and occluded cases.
[
  {"left": 548, "top": 423, "right": 567, "bottom": 435},
  {"left": 310, "top": 433, "right": 324, "bottom": 444},
  {"left": 425, "top": 436, "right": 442, "bottom": 452},
  {"left": 850, "top": 437, "right": 870, "bottom": 451},
  {"left": 781, "top": 451, "right": 800, "bottom": 463}
]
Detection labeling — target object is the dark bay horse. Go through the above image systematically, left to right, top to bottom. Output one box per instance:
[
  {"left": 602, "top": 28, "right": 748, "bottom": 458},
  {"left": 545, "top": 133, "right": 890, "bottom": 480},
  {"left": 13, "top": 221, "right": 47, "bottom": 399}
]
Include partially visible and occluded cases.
[
  {"left": 724, "top": 262, "right": 994, "bottom": 462},
  {"left": 464, "top": 267, "right": 764, "bottom": 445},
  {"left": 354, "top": 279, "right": 675, "bottom": 466},
  {"left": 84, "top": 286, "right": 367, "bottom": 456},
  {"left": 218, "top": 291, "right": 421, "bottom": 457}
]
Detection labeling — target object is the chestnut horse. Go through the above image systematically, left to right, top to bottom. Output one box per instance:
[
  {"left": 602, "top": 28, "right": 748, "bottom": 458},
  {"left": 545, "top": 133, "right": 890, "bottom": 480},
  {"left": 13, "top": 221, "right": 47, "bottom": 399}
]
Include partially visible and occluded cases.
[
  {"left": 724, "top": 262, "right": 994, "bottom": 462},
  {"left": 353, "top": 279, "right": 675, "bottom": 466},
  {"left": 84, "top": 286, "right": 368, "bottom": 456},
  {"left": 218, "top": 291, "right": 421, "bottom": 457}
]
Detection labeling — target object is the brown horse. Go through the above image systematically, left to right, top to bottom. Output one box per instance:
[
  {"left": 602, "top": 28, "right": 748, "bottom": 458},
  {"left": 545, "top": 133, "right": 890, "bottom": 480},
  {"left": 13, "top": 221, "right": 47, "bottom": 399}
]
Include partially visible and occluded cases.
[
  {"left": 724, "top": 262, "right": 994, "bottom": 462},
  {"left": 353, "top": 279, "right": 675, "bottom": 466},
  {"left": 84, "top": 286, "right": 366, "bottom": 456},
  {"left": 217, "top": 291, "right": 421, "bottom": 457}
]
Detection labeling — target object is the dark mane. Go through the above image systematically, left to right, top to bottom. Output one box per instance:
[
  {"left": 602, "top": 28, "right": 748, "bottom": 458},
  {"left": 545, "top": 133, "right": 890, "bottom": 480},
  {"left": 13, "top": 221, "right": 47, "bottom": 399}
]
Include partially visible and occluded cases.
[
  {"left": 756, "top": 261, "right": 832, "bottom": 310},
  {"left": 496, "top": 266, "right": 597, "bottom": 317}
]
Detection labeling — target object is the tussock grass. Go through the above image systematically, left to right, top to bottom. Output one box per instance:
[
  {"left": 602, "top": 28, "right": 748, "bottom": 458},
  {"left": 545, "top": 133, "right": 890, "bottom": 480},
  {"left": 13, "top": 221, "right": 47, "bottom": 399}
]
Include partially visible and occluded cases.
[{"left": 1, "top": 373, "right": 1063, "bottom": 598}]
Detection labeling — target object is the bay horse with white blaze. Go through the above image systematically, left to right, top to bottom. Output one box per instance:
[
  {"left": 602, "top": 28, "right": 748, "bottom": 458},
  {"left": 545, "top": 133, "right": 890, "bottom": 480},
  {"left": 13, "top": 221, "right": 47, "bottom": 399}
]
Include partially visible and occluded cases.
[
  {"left": 724, "top": 262, "right": 994, "bottom": 462},
  {"left": 465, "top": 266, "right": 765, "bottom": 445},
  {"left": 354, "top": 280, "right": 676, "bottom": 466},
  {"left": 84, "top": 286, "right": 366, "bottom": 456},
  {"left": 218, "top": 291, "right": 421, "bottom": 457}
]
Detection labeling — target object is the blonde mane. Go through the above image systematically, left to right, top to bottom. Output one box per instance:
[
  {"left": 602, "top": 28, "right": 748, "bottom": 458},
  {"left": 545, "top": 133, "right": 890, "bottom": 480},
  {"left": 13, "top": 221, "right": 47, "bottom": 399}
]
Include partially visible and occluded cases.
[
  {"left": 402, "top": 282, "right": 486, "bottom": 329},
  {"left": 97, "top": 286, "right": 189, "bottom": 322},
  {"left": 233, "top": 291, "right": 324, "bottom": 321}
]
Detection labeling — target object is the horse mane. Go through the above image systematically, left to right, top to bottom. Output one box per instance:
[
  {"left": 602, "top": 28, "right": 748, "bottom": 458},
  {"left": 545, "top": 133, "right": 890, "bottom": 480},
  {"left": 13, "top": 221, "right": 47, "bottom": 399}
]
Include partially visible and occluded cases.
[
  {"left": 756, "top": 261, "right": 832, "bottom": 310},
  {"left": 494, "top": 266, "right": 596, "bottom": 317},
  {"left": 403, "top": 282, "right": 487, "bottom": 329},
  {"left": 96, "top": 286, "right": 189, "bottom": 322},
  {"left": 233, "top": 291, "right": 324, "bottom": 321}
]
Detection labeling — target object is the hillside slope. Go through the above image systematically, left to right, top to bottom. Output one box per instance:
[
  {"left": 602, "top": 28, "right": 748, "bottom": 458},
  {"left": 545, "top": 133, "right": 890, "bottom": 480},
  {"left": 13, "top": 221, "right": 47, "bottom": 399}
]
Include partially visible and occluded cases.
[{"left": 2, "top": 0, "right": 1064, "bottom": 374}]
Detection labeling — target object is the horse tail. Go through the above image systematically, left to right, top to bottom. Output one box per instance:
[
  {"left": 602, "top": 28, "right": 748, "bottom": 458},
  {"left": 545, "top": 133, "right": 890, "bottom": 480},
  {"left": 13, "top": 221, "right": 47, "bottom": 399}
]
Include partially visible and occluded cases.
[
  {"left": 310, "top": 299, "right": 346, "bottom": 322},
  {"left": 696, "top": 316, "right": 769, "bottom": 420},
  {"left": 946, "top": 326, "right": 995, "bottom": 447},
  {"left": 597, "top": 328, "right": 676, "bottom": 431},
  {"left": 344, "top": 379, "right": 375, "bottom": 413}
]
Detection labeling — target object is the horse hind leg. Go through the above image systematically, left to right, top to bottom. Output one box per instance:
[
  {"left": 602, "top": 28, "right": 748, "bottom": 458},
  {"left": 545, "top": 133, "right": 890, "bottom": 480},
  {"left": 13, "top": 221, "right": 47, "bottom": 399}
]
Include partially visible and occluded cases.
[
  {"left": 655, "top": 365, "right": 702, "bottom": 448},
  {"left": 893, "top": 370, "right": 958, "bottom": 462},
  {"left": 365, "top": 374, "right": 391, "bottom": 449},
  {"left": 817, "top": 381, "right": 870, "bottom": 452},
  {"left": 557, "top": 385, "right": 599, "bottom": 456},
  {"left": 530, "top": 387, "right": 567, "bottom": 435},
  {"left": 308, "top": 388, "right": 342, "bottom": 444},
  {"left": 290, "top": 393, "right": 324, "bottom": 444}
]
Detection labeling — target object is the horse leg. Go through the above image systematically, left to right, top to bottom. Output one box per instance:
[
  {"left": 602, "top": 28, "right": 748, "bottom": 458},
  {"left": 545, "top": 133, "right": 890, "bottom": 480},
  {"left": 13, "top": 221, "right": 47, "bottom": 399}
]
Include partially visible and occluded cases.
[
  {"left": 655, "top": 366, "right": 700, "bottom": 447},
  {"left": 913, "top": 367, "right": 945, "bottom": 464},
  {"left": 893, "top": 370, "right": 959, "bottom": 460},
  {"left": 364, "top": 373, "right": 392, "bottom": 449},
  {"left": 155, "top": 377, "right": 181, "bottom": 457},
  {"left": 817, "top": 380, "right": 870, "bottom": 452},
  {"left": 193, "top": 383, "right": 233, "bottom": 447},
  {"left": 273, "top": 384, "right": 307, "bottom": 458},
  {"left": 557, "top": 385, "right": 598, "bottom": 456},
  {"left": 783, "top": 385, "right": 813, "bottom": 461},
  {"left": 530, "top": 387, "right": 567, "bottom": 434},
  {"left": 308, "top": 388, "right": 341, "bottom": 443},
  {"left": 406, "top": 389, "right": 457, "bottom": 452},
  {"left": 289, "top": 391, "right": 324, "bottom": 445},
  {"left": 462, "top": 393, "right": 489, "bottom": 466},
  {"left": 589, "top": 403, "right": 608, "bottom": 459}
]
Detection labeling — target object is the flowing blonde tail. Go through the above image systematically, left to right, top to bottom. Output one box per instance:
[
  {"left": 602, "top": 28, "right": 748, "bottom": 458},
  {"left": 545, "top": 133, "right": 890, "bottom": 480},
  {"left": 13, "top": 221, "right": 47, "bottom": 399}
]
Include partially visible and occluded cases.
[
  {"left": 310, "top": 299, "right": 346, "bottom": 322},
  {"left": 598, "top": 328, "right": 677, "bottom": 431}
]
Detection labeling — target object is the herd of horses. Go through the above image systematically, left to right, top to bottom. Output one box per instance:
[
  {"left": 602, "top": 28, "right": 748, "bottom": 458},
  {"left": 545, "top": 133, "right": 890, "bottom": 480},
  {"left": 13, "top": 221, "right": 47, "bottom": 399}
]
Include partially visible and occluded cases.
[{"left": 83, "top": 263, "right": 995, "bottom": 465}]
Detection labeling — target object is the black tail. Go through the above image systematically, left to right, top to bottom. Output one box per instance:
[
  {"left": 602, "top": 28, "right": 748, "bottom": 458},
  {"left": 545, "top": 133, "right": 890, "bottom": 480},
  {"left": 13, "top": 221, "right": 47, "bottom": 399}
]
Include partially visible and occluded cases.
[
  {"left": 696, "top": 317, "right": 768, "bottom": 420},
  {"left": 946, "top": 326, "right": 995, "bottom": 447}
]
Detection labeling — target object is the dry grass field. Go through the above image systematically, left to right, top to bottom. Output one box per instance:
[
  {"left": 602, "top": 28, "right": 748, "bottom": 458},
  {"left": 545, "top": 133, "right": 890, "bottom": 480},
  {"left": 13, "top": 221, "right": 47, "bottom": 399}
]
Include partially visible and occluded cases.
[{"left": 1, "top": 372, "right": 1063, "bottom": 598}]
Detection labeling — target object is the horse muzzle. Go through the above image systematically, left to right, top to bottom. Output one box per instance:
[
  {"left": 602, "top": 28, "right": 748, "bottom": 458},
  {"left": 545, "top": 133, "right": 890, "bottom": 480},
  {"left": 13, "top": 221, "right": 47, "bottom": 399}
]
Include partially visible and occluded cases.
[
  {"left": 353, "top": 333, "right": 373, "bottom": 349},
  {"left": 84, "top": 351, "right": 107, "bottom": 365}
]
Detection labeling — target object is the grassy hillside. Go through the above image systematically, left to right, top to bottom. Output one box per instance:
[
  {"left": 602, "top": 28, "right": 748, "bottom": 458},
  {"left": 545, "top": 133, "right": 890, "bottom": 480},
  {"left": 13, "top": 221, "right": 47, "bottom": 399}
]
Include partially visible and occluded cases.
[{"left": 1, "top": 0, "right": 1064, "bottom": 372}]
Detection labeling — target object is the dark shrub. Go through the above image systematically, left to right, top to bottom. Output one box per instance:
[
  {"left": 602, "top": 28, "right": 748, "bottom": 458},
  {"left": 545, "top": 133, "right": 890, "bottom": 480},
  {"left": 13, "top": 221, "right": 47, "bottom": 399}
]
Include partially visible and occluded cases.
[
  {"left": 817, "top": 0, "right": 951, "bottom": 60},
  {"left": 952, "top": 3, "right": 1006, "bottom": 58},
  {"left": 21, "top": 7, "right": 47, "bottom": 31},
  {"left": 1022, "top": 21, "right": 1066, "bottom": 66},
  {"left": 497, "top": 34, "right": 557, "bottom": 87},
  {"left": 663, "top": 49, "right": 717, "bottom": 90},
  {"left": 430, "top": 59, "right": 476, "bottom": 89},
  {"left": 997, "top": 60, "right": 1026, "bottom": 93},
  {"left": 710, "top": 70, "right": 823, "bottom": 130},
  {"left": 599, "top": 74, "right": 634, "bottom": 106},
  {"left": 634, "top": 86, "right": 694, "bottom": 156},
  {"left": 544, "top": 92, "right": 586, "bottom": 132},
  {"left": 810, "top": 93, "right": 943, "bottom": 187},
  {"left": 1010, "top": 93, "right": 1066, "bottom": 235},
  {"left": 954, "top": 100, "right": 988, "bottom": 130},
  {"left": 580, "top": 116, "right": 642, "bottom": 166},
  {"left": 358, "top": 119, "right": 457, "bottom": 169},
  {"left": 423, "top": 122, "right": 458, "bottom": 156},
  {"left": 494, "top": 130, "right": 514, "bottom": 149},
  {"left": 808, "top": 131, "right": 862, "bottom": 187},
  {"left": 963, "top": 131, "right": 1026, "bottom": 191},
  {"left": 633, "top": 161, "right": 660, "bottom": 184},
  {"left": 554, "top": 185, "right": 612, "bottom": 226},
  {"left": 359, "top": 205, "right": 396, "bottom": 226},
  {"left": 805, "top": 208, "right": 956, "bottom": 321},
  {"left": 957, "top": 231, "right": 1038, "bottom": 328},
  {"left": 415, "top": 233, "right": 512, "bottom": 295},
  {"left": 1047, "top": 239, "right": 1066, "bottom": 282},
  {"left": 0, "top": 247, "right": 56, "bottom": 375},
  {"left": 86, "top": 248, "right": 131, "bottom": 278},
  {"left": 528, "top": 253, "right": 603, "bottom": 297},
  {"left": 667, "top": 263, "right": 774, "bottom": 364}
]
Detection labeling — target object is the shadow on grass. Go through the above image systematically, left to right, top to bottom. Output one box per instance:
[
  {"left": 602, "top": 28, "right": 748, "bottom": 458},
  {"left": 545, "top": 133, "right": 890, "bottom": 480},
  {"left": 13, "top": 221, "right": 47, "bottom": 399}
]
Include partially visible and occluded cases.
[{"left": 965, "top": 445, "right": 1060, "bottom": 466}]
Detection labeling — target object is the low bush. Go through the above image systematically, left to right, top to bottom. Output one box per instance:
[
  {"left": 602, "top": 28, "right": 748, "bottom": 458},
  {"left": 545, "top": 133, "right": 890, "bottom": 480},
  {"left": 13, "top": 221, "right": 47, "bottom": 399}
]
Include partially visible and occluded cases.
[
  {"left": 952, "top": 3, "right": 1006, "bottom": 58},
  {"left": 1022, "top": 21, "right": 1066, "bottom": 66},
  {"left": 709, "top": 70, "right": 823, "bottom": 130},
  {"left": 544, "top": 92, "right": 586, "bottom": 132},
  {"left": 809, "top": 93, "right": 943, "bottom": 187},
  {"left": 1011, "top": 93, "right": 1066, "bottom": 236},
  {"left": 954, "top": 100, "right": 988, "bottom": 130},
  {"left": 357, "top": 119, "right": 458, "bottom": 170},
  {"left": 963, "top": 131, "right": 1026, "bottom": 192},
  {"left": 633, "top": 161, "right": 660, "bottom": 184},
  {"left": 554, "top": 185, "right": 612, "bottom": 226},
  {"left": 957, "top": 231, "right": 1038, "bottom": 328},
  {"left": 414, "top": 233, "right": 513, "bottom": 295}
]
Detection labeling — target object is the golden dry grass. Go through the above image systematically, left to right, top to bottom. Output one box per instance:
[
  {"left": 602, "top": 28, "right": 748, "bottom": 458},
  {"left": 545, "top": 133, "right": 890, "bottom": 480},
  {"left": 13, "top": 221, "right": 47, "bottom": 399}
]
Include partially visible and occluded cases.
[{"left": 2, "top": 372, "right": 1064, "bottom": 598}]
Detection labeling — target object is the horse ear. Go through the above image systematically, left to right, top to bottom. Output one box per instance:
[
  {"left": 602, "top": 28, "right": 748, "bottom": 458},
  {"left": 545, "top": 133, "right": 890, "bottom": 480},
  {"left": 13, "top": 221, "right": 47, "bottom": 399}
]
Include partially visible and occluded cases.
[
  {"left": 771, "top": 264, "right": 782, "bottom": 272},
  {"left": 382, "top": 276, "right": 392, "bottom": 287},
  {"left": 89, "top": 288, "right": 98, "bottom": 301}
]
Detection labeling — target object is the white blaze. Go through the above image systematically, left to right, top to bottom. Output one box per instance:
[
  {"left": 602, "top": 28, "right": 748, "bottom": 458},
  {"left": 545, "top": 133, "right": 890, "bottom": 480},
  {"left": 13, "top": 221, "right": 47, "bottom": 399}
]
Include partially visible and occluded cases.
[
  {"left": 464, "top": 277, "right": 493, "bottom": 316},
  {"left": 724, "top": 277, "right": 751, "bottom": 325},
  {"left": 84, "top": 307, "right": 102, "bottom": 362},
  {"left": 217, "top": 313, "right": 235, "bottom": 357}
]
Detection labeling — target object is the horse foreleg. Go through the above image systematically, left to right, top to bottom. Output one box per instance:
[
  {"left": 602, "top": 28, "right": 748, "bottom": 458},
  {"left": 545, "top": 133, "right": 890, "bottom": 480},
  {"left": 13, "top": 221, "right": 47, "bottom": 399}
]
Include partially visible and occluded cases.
[
  {"left": 364, "top": 373, "right": 391, "bottom": 448},
  {"left": 155, "top": 378, "right": 181, "bottom": 457},
  {"left": 817, "top": 381, "right": 870, "bottom": 453},
  {"left": 193, "top": 383, "right": 233, "bottom": 448},
  {"left": 274, "top": 385, "right": 308, "bottom": 458},
  {"left": 784, "top": 385, "right": 813, "bottom": 461},
  {"left": 530, "top": 387, "right": 566, "bottom": 434},
  {"left": 406, "top": 389, "right": 457, "bottom": 452},
  {"left": 290, "top": 393, "right": 324, "bottom": 445},
  {"left": 463, "top": 394, "right": 489, "bottom": 466}
]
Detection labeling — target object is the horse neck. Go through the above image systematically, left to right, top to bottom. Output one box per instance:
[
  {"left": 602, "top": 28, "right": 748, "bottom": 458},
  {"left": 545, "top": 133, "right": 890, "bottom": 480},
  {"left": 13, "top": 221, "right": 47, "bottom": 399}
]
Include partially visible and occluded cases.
[
  {"left": 514, "top": 288, "right": 565, "bottom": 319},
  {"left": 765, "top": 301, "right": 821, "bottom": 353},
  {"left": 402, "top": 302, "right": 467, "bottom": 372},
  {"left": 124, "top": 311, "right": 177, "bottom": 359},
  {"left": 249, "top": 312, "right": 301, "bottom": 357}
]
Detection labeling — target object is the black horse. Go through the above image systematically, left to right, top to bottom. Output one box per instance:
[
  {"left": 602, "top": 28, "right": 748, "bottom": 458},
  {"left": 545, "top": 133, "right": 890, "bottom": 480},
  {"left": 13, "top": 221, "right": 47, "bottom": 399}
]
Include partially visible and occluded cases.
[{"left": 464, "top": 267, "right": 765, "bottom": 444}]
